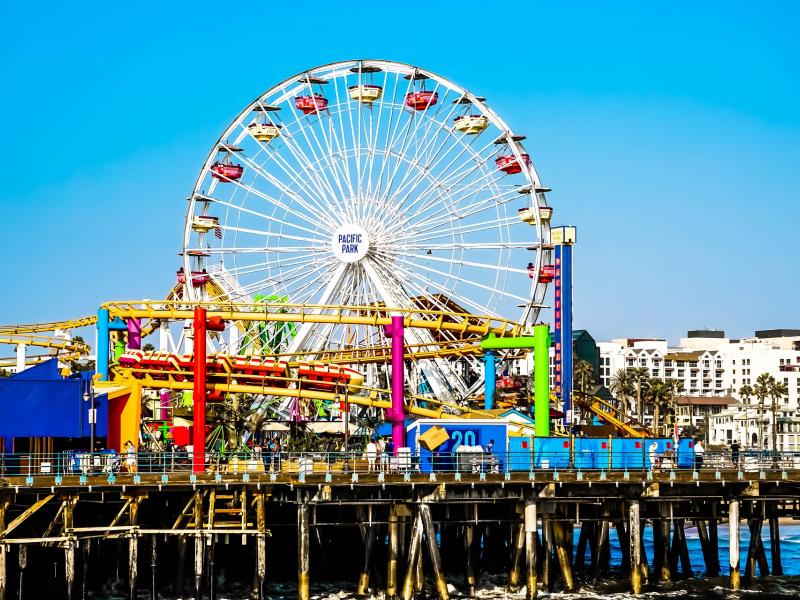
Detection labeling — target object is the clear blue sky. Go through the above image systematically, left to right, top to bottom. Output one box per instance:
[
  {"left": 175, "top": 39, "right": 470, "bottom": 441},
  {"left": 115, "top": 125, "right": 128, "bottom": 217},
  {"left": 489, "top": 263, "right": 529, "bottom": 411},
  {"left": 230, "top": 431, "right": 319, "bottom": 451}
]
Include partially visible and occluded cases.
[{"left": 1, "top": 1, "right": 798, "bottom": 343}]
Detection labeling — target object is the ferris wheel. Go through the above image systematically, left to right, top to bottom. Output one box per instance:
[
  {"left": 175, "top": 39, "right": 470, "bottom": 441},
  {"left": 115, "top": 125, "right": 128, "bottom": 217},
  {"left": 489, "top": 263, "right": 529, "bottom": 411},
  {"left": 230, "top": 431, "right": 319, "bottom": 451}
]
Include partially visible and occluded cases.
[{"left": 183, "top": 59, "right": 553, "bottom": 402}]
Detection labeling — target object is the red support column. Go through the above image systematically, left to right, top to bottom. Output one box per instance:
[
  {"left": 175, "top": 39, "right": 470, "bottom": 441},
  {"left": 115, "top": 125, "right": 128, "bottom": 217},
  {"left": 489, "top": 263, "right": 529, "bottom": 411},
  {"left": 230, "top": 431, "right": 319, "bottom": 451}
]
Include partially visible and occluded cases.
[{"left": 192, "top": 306, "right": 207, "bottom": 473}]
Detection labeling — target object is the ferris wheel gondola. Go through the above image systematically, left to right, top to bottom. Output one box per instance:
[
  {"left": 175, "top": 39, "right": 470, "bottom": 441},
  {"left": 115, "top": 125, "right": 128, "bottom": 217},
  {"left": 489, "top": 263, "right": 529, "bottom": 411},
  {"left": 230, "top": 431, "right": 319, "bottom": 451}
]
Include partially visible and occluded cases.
[{"left": 183, "top": 59, "right": 553, "bottom": 403}]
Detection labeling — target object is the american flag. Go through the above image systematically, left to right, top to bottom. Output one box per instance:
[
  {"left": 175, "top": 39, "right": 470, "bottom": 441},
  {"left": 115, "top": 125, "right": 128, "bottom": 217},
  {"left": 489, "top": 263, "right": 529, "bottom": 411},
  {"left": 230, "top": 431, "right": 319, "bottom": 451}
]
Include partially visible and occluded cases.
[{"left": 214, "top": 226, "right": 223, "bottom": 240}]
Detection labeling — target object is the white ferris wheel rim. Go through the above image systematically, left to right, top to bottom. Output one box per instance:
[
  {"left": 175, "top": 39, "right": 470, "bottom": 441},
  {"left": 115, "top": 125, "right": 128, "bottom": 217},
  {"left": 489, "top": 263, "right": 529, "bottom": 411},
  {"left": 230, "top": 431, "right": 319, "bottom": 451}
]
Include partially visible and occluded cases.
[{"left": 182, "top": 59, "right": 552, "bottom": 333}]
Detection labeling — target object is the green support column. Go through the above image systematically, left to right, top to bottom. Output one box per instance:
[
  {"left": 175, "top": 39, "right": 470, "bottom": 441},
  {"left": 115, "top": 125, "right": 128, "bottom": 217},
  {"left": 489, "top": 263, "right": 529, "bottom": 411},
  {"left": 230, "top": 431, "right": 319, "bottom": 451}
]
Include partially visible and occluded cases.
[{"left": 534, "top": 324, "right": 551, "bottom": 437}]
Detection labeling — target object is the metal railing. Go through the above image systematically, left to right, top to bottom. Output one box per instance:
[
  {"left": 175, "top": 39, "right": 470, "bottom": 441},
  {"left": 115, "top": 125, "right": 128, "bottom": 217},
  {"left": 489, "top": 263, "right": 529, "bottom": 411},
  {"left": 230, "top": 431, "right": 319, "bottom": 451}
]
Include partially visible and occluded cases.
[{"left": 0, "top": 449, "right": 796, "bottom": 480}]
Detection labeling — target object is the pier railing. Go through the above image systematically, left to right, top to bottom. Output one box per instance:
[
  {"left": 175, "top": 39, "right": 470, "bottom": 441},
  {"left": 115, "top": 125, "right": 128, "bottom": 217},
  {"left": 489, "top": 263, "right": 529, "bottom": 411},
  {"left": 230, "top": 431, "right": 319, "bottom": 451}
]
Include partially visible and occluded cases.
[{"left": 0, "top": 449, "right": 793, "bottom": 480}]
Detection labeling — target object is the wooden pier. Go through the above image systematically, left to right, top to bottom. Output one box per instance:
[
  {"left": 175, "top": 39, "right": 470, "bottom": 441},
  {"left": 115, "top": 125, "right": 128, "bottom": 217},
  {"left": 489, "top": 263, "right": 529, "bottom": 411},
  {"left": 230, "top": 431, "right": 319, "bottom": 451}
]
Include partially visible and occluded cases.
[{"left": 0, "top": 468, "right": 798, "bottom": 599}]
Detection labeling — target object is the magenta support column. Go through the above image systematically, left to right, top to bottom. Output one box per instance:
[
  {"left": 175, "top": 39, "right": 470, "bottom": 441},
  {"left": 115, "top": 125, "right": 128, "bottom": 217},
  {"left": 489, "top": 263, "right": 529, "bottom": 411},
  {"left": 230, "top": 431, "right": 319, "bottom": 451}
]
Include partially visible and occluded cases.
[
  {"left": 384, "top": 315, "right": 405, "bottom": 453},
  {"left": 126, "top": 318, "right": 142, "bottom": 350}
]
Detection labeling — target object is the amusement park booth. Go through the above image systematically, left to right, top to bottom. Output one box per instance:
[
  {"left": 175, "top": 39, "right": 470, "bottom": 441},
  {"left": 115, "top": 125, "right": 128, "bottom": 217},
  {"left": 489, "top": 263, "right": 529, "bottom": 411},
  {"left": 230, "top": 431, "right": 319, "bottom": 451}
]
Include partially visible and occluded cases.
[
  {"left": 0, "top": 358, "right": 108, "bottom": 453},
  {"left": 406, "top": 419, "right": 510, "bottom": 473}
]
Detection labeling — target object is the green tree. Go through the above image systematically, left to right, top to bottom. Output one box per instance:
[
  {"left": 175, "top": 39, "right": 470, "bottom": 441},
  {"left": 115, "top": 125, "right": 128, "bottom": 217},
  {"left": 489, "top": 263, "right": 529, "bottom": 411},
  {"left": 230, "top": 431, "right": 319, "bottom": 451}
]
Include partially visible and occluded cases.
[
  {"left": 573, "top": 360, "right": 596, "bottom": 396},
  {"left": 628, "top": 367, "right": 651, "bottom": 426},
  {"left": 610, "top": 369, "right": 635, "bottom": 413},
  {"left": 753, "top": 373, "right": 773, "bottom": 450},
  {"left": 769, "top": 377, "right": 789, "bottom": 457},
  {"left": 645, "top": 378, "right": 676, "bottom": 437},
  {"left": 739, "top": 383, "right": 754, "bottom": 447}
]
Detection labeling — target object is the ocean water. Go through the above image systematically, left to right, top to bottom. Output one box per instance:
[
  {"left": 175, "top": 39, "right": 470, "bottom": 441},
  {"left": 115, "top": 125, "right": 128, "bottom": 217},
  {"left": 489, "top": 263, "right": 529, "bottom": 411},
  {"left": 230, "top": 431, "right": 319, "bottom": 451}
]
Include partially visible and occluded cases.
[{"left": 96, "top": 525, "right": 800, "bottom": 599}]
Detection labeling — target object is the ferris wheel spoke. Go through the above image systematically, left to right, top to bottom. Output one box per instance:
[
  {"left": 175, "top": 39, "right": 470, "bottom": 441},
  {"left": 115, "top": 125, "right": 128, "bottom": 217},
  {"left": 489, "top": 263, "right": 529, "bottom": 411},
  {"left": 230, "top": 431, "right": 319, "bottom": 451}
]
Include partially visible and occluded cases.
[
  {"left": 291, "top": 78, "right": 354, "bottom": 207},
  {"left": 379, "top": 81, "right": 445, "bottom": 208},
  {"left": 380, "top": 90, "right": 463, "bottom": 211},
  {"left": 274, "top": 99, "right": 350, "bottom": 217},
  {"left": 257, "top": 122, "right": 347, "bottom": 218},
  {"left": 389, "top": 133, "right": 498, "bottom": 218},
  {"left": 234, "top": 151, "right": 339, "bottom": 228},
  {"left": 404, "top": 153, "right": 503, "bottom": 225},
  {"left": 408, "top": 175, "right": 518, "bottom": 229},
  {"left": 219, "top": 176, "right": 331, "bottom": 232},
  {"left": 402, "top": 177, "right": 510, "bottom": 236},
  {"left": 211, "top": 197, "right": 322, "bottom": 238},
  {"left": 410, "top": 212, "right": 519, "bottom": 241},
  {"left": 220, "top": 224, "right": 323, "bottom": 244},
  {"left": 392, "top": 241, "right": 533, "bottom": 251},
  {"left": 398, "top": 252, "right": 528, "bottom": 275},
  {"left": 393, "top": 255, "right": 528, "bottom": 304},
  {"left": 285, "top": 263, "right": 349, "bottom": 354},
  {"left": 390, "top": 264, "right": 501, "bottom": 319}
]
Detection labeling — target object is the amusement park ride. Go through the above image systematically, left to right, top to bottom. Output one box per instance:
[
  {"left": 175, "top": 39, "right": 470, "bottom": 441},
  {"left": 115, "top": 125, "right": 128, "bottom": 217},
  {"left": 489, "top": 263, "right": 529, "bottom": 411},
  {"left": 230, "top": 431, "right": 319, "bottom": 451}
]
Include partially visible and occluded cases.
[{"left": 1, "top": 60, "right": 652, "bottom": 471}]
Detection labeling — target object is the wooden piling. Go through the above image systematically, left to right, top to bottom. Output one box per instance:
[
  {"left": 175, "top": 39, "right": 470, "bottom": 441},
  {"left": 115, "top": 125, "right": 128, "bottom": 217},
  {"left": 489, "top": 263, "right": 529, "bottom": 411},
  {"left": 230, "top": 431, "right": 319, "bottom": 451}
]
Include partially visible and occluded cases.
[
  {"left": 256, "top": 492, "right": 267, "bottom": 600},
  {"left": 63, "top": 495, "right": 76, "bottom": 600},
  {"left": 129, "top": 496, "right": 140, "bottom": 600},
  {"left": 0, "top": 499, "right": 6, "bottom": 600},
  {"left": 729, "top": 499, "right": 740, "bottom": 590},
  {"left": 298, "top": 501, "right": 310, "bottom": 600},
  {"left": 524, "top": 501, "right": 537, "bottom": 600},
  {"left": 629, "top": 501, "right": 642, "bottom": 595},
  {"left": 420, "top": 503, "right": 448, "bottom": 600},
  {"left": 387, "top": 506, "right": 400, "bottom": 599},
  {"left": 402, "top": 510, "right": 423, "bottom": 600},
  {"left": 769, "top": 514, "right": 783, "bottom": 576},
  {"left": 659, "top": 516, "right": 671, "bottom": 583},
  {"left": 508, "top": 520, "right": 525, "bottom": 591},
  {"left": 615, "top": 520, "right": 630, "bottom": 576},
  {"left": 551, "top": 521, "right": 574, "bottom": 591},
  {"left": 593, "top": 521, "right": 609, "bottom": 581},
  {"left": 464, "top": 523, "right": 476, "bottom": 596},
  {"left": 357, "top": 525, "right": 374, "bottom": 596},
  {"left": 194, "top": 534, "right": 204, "bottom": 600},
  {"left": 150, "top": 536, "right": 157, "bottom": 600},
  {"left": 17, "top": 544, "right": 26, "bottom": 600}
]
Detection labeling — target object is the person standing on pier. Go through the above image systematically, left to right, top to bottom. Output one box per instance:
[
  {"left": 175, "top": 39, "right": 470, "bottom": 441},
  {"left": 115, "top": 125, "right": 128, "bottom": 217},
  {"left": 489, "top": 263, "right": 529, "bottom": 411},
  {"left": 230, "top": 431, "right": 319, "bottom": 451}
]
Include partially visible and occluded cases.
[
  {"left": 694, "top": 438, "right": 705, "bottom": 469},
  {"left": 124, "top": 440, "right": 137, "bottom": 473},
  {"left": 731, "top": 440, "right": 741, "bottom": 469}
]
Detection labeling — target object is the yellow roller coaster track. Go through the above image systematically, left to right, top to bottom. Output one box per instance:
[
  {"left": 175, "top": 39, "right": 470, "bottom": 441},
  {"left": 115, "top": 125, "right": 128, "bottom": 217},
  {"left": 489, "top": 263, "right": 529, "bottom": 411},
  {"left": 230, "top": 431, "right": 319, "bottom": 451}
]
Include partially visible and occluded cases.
[
  {"left": 101, "top": 300, "right": 523, "bottom": 338},
  {"left": 0, "top": 316, "right": 97, "bottom": 334},
  {"left": 0, "top": 334, "right": 91, "bottom": 361},
  {"left": 573, "top": 391, "right": 653, "bottom": 438}
]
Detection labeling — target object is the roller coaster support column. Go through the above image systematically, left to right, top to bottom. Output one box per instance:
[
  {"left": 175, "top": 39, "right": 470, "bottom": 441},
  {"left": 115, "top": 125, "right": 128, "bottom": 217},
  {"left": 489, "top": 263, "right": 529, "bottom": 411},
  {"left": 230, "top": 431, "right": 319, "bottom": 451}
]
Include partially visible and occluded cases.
[
  {"left": 552, "top": 226, "right": 576, "bottom": 428},
  {"left": 192, "top": 307, "right": 207, "bottom": 473},
  {"left": 96, "top": 308, "right": 110, "bottom": 380},
  {"left": 385, "top": 316, "right": 405, "bottom": 453},
  {"left": 126, "top": 318, "right": 141, "bottom": 350},
  {"left": 533, "top": 324, "right": 550, "bottom": 437},
  {"left": 15, "top": 343, "right": 25, "bottom": 373},
  {"left": 484, "top": 351, "right": 496, "bottom": 410}
]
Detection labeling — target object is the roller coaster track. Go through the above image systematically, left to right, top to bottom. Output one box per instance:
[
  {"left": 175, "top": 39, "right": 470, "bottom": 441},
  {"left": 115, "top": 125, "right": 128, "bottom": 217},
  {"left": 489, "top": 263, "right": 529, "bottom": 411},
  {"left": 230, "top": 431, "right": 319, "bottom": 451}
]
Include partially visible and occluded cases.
[
  {"left": 101, "top": 301, "right": 523, "bottom": 339},
  {"left": 0, "top": 316, "right": 97, "bottom": 334},
  {"left": 0, "top": 334, "right": 91, "bottom": 361},
  {"left": 109, "top": 366, "right": 534, "bottom": 429},
  {"left": 573, "top": 391, "right": 653, "bottom": 438}
]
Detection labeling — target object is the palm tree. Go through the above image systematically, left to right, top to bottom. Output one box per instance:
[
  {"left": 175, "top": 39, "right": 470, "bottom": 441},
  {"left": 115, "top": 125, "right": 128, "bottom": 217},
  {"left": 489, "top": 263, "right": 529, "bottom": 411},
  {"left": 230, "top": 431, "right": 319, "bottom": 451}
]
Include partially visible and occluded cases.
[
  {"left": 573, "top": 360, "right": 596, "bottom": 396},
  {"left": 628, "top": 367, "right": 651, "bottom": 426},
  {"left": 610, "top": 369, "right": 635, "bottom": 414},
  {"left": 754, "top": 373, "right": 772, "bottom": 450},
  {"left": 645, "top": 378, "right": 676, "bottom": 437},
  {"left": 769, "top": 378, "right": 789, "bottom": 458},
  {"left": 739, "top": 383, "right": 754, "bottom": 447}
]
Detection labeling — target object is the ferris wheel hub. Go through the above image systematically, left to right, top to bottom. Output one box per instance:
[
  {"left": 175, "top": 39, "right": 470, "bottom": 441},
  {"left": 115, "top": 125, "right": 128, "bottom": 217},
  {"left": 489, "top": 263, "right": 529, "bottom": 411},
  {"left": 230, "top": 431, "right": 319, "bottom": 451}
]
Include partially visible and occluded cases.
[{"left": 331, "top": 223, "right": 369, "bottom": 264}]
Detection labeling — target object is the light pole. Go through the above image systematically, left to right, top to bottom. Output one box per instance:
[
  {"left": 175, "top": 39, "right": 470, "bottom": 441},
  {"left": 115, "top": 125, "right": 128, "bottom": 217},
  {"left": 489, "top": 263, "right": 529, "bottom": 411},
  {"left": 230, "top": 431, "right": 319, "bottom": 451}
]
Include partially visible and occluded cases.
[{"left": 82, "top": 379, "right": 96, "bottom": 454}]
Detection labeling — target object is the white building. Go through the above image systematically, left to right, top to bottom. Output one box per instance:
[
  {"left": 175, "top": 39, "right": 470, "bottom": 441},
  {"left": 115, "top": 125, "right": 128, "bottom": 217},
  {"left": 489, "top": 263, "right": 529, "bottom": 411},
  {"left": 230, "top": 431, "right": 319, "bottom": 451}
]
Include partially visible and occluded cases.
[{"left": 599, "top": 329, "right": 800, "bottom": 449}]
